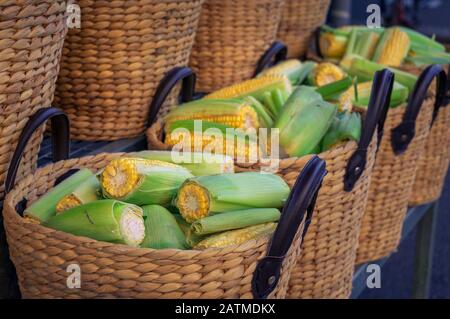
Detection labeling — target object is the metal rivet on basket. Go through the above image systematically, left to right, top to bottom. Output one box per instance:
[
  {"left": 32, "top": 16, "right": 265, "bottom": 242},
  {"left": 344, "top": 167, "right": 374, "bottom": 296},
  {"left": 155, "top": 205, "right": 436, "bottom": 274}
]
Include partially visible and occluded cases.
[
  {"left": 401, "top": 134, "right": 408, "bottom": 142},
  {"left": 354, "top": 166, "right": 361, "bottom": 174},
  {"left": 268, "top": 276, "right": 276, "bottom": 285}
]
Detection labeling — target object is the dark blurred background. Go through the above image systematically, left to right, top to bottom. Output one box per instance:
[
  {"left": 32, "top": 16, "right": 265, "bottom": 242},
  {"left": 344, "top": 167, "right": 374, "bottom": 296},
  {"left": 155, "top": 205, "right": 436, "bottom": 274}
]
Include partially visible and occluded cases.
[{"left": 325, "top": 0, "right": 450, "bottom": 298}]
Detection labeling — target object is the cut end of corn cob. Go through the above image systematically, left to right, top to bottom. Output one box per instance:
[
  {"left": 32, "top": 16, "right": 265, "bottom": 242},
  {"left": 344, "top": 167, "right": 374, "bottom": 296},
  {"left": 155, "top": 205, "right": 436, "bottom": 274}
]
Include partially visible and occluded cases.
[
  {"left": 374, "top": 28, "right": 410, "bottom": 67},
  {"left": 319, "top": 32, "right": 348, "bottom": 58},
  {"left": 313, "top": 63, "right": 346, "bottom": 86},
  {"left": 338, "top": 91, "right": 353, "bottom": 112},
  {"left": 175, "top": 181, "right": 210, "bottom": 223},
  {"left": 56, "top": 195, "right": 82, "bottom": 214},
  {"left": 120, "top": 205, "right": 146, "bottom": 247},
  {"left": 194, "top": 222, "right": 277, "bottom": 249}
]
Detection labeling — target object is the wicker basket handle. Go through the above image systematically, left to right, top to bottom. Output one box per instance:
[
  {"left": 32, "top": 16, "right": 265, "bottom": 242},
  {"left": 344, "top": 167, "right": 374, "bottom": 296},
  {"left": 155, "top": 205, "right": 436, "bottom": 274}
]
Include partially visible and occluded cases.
[
  {"left": 253, "top": 41, "right": 288, "bottom": 77},
  {"left": 391, "top": 64, "right": 447, "bottom": 154},
  {"left": 147, "top": 67, "right": 196, "bottom": 127},
  {"left": 344, "top": 69, "right": 394, "bottom": 192},
  {"left": 5, "top": 107, "right": 70, "bottom": 194},
  {"left": 251, "top": 155, "right": 327, "bottom": 299}
]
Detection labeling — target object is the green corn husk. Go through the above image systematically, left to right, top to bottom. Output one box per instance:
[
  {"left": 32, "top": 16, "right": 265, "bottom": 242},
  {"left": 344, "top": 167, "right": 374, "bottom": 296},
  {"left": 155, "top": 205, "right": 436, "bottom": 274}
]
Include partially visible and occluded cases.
[
  {"left": 398, "top": 26, "right": 445, "bottom": 53},
  {"left": 354, "top": 31, "right": 380, "bottom": 59},
  {"left": 406, "top": 48, "right": 450, "bottom": 66},
  {"left": 346, "top": 56, "right": 418, "bottom": 92},
  {"left": 296, "top": 61, "right": 317, "bottom": 85},
  {"left": 316, "top": 76, "right": 353, "bottom": 100},
  {"left": 350, "top": 81, "right": 409, "bottom": 108},
  {"left": 276, "top": 86, "right": 337, "bottom": 157},
  {"left": 244, "top": 96, "right": 274, "bottom": 127},
  {"left": 321, "top": 111, "right": 362, "bottom": 152},
  {"left": 128, "top": 150, "right": 234, "bottom": 176},
  {"left": 101, "top": 158, "right": 193, "bottom": 206},
  {"left": 24, "top": 168, "right": 95, "bottom": 223},
  {"left": 175, "top": 172, "right": 290, "bottom": 222},
  {"left": 55, "top": 174, "right": 101, "bottom": 214},
  {"left": 44, "top": 200, "right": 145, "bottom": 247},
  {"left": 141, "top": 205, "right": 188, "bottom": 250},
  {"left": 191, "top": 208, "right": 281, "bottom": 235},
  {"left": 173, "top": 214, "right": 206, "bottom": 248},
  {"left": 194, "top": 222, "right": 277, "bottom": 249}
]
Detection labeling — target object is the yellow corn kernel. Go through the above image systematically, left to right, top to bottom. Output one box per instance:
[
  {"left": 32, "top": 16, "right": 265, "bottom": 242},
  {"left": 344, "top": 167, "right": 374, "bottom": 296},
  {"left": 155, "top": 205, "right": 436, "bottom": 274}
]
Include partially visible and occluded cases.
[
  {"left": 375, "top": 28, "right": 410, "bottom": 67},
  {"left": 319, "top": 33, "right": 347, "bottom": 58},
  {"left": 314, "top": 63, "right": 346, "bottom": 86},
  {"left": 176, "top": 181, "right": 210, "bottom": 223},
  {"left": 55, "top": 195, "right": 82, "bottom": 214},
  {"left": 194, "top": 222, "right": 277, "bottom": 249}
]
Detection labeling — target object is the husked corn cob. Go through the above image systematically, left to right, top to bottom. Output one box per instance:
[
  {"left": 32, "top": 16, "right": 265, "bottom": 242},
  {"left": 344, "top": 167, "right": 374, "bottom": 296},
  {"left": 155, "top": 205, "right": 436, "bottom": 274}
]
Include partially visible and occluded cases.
[
  {"left": 373, "top": 28, "right": 410, "bottom": 67},
  {"left": 319, "top": 32, "right": 348, "bottom": 59},
  {"left": 258, "top": 59, "right": 304, "bottom": 85},
  {"left": 309, "top": 63, "right": 346, "bottom": 87},
  {"left": 164, "top": 99, "right": 260, "bottom": 131},
  {"left": 101, "top": 158, "right": 193, "bottom": 206},
  {"left": 175, "top": 172, "right": 290, "bottom": 222},
  {"left": 194, "top": 222, "right": 277, "bottom": 249}
]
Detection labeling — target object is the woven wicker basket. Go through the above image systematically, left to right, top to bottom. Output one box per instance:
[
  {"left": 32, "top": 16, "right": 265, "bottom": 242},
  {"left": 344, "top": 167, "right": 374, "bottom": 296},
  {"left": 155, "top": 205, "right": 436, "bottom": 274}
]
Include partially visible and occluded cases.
[
  {"left": 0, "top": 0, "right": 68, "bottom": 199},
  {"left": 53, "top": 0, "right": 204, "bottom": 141},
  {"left": 188, "top": 0, "right": 284, "bottom": 92},
  {"left": 277, "top": 0, "right": 331, "bottom": 59},
  {"left": 356, "top": 65, "right": 447, "bottom": 264},
  {"left": 408, "top": 65, "right": 450, "bottom": 205},
  {"left": 146, "top": 67, "right": 395, "bottom": 298},
  {"left": 4, "top": 156, "right": 326, "bottom": 299}
]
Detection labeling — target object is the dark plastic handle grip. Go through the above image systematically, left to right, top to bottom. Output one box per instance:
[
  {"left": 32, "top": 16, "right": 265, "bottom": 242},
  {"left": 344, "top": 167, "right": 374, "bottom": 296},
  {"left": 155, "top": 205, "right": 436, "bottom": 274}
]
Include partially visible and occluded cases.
[
  {"left": 308, "top": 27, "right": 324, "bottom": 59},
  {"left": 253, "top": 41, "right": 288, "bottom": 77},
  {"left": 391, "top": 64, "right": 446, "bottom": 154},
  {"left": 147, "top": 67, "right": 196, "bottom": 127},
  {"left": 344, "top": 69, "right": 394, "bottom": 192},
  {"left": 5, "top": 107, "right": 70, "bottom": 194},
  {"left": 252, "top": 156, "right": 327, "bottom": 299}
]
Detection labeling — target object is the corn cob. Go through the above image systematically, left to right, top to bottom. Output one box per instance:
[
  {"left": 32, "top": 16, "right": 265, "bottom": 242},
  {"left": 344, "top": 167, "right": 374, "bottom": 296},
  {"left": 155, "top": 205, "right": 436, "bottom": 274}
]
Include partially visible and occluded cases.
[
  {"left": 372, "top": 28, "right": 410, "bottom": 67},
  {"left": 319, "top": 31, "right": 348, "bottom": 59},
  {"left": 354, "top": 31, "right": 380, "bottom": 60},
  {"left": 258, "top": 59, "right": 309, "bottom": 86},
  {"left": 308, "top": 63, "right": 346, "bottom": 87},
  {"left": 343, "top": 80, "right": 409, "bottom": 108},
  {"left": 275, "top": 86, "right": 337, "bottom": 157},
  {"left": 164, "top": 99, "right": 260, "bottom": 131},
  {"left": 321, "top": 111, "right": 362, "bottom": 152},
  {"left": 164, "top": 120, "right": 260, "bottom": 163},
  {"left": 128, "top": 150, "right": 234, "bottom": 176},
  {"left": 100, "top": 158, "right": 193, "bottom": 206},
  {"left": 24, "top": 169, "right": 96, "bottom": 223},
  {"left": 175, "top": 172, "right": 290, "bottom": 222},
  {"left": 55, "top": 175, "right": 101, "bottom": 214},
  {"left": 44, "top": 200, "right": 145, "bottom": 247},
  {"left": 141, "top": 205, "right": 188, "bottom": 250},
  {"left": 191, "top": 208, "right": 280, "bottom": 235},
  {"left": 173, "top": 214, "right": 206, "bottom": 248},
  {"left": 194, "top": 222, "right": 277, "bottom": 249}
]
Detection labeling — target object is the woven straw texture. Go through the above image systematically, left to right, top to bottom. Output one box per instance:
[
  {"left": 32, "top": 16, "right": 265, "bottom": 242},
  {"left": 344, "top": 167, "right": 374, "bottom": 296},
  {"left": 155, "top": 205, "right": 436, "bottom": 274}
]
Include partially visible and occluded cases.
[
  {"left": 53, "top": 0, "right": 204, "bottom": 141},
  {"left": 189, "top": 0, "right": 284, "bottom": 92},
  {"left": 277, "top": 0, "right": 331, "bottom": 59},
  {"left": 0, "top": 1, "right": 68, "bottom": 198},
  {"left": 357, "top": 98, "right": 434, "bottom": 264},
  {"left": 410, "top": 103, "right": 450, "bottom": 205},
  {"left": 146, "top": 113, "right": 377, "bottom": 299},
  {"left": 3, "top": 152, "right": 306, "bottom": 299}
]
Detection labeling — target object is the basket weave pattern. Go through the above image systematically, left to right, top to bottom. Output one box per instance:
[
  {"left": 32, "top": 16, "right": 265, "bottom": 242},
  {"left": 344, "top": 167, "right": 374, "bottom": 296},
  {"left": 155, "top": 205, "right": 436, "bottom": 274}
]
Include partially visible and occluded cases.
[
  {"left": 53, "top": 0, "right": 204, "bottom": 141},
  {"left": 189, "top": 0, "right": 284, "bottom": 92},
  {"left": 277, "top": 0, "right": 331, "bottom": 58},
  {"left": 0, "top": 1, "right": 68, "bottom": 198},
  {"left": 357, "top": 98, "right": 434, "bottom": 264},
  {"left": 409, "top": 103, "right": 450, "bottom": 205},
  {"left": 146, "top": 118, "right": 377, "bottom": 298},
  {"left": 4, "top": 153, "right": 305, "bottom": 299}
]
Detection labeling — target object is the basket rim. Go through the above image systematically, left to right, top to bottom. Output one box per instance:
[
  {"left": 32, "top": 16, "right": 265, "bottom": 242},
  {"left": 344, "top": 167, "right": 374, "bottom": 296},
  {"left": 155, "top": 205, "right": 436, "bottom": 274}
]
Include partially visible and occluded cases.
[{"left": 3, "top": 152, "right": 275, "bottom": 259}]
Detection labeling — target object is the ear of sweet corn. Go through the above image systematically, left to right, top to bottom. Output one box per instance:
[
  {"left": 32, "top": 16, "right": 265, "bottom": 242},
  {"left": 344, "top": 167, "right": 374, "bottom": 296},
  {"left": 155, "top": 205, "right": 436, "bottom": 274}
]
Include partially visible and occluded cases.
[
  {"left": 398, "top": 26, "right": 445, "bottom": 53},
  {"left": 373, "top": 28, "right": 410, "bottom": 67},
  {"left": 320, "top": 31, "right": 348, "bottom": 59},
  {"left": 354, "top": 31, "right": 380, "bottom": 60},
  {"left": 257, "top": 59, "right": 305, "bottom": 85},
  {"left": 308, "top": 63, "right": 346, "bottom": 87},
  {"left": 275, "top": 86, "right": 337, "bottom": 157},
  {"left": 164, "top": 99, "right": 260, "bottom": 131},
  {"left": 321, "top": 111, "right": 362, "bottom": 152},
  {"left": 164, "top": 120, "right": 260, "bottom": 163},
  {"left": 128, "top": 150, "right": 234, "bottom": 176},
  {"left": 100, "top": 158, "right": 193, "bottom": 206},
  {"left": 24, "top": 169, "right": 96, "bottom": 223},
  {"left": 175, "top": 172, "right": 290, "bottom": 223},
  {"left": 56, "top": 175, "right": 101, "bottom": 214},
  {"left": 44, "top": 200, "right": 145, "bottom": 247},
  {"left": 141, "top": 205, "right": 188, "bottom": 250},
  {"left": 191, "top": 208, "right": 280, "bottom": 236},
  {"left": 173, "top": 214, "right": 207, "bottom": 248},
  {"left": 194, "top": 222, "right": 277, "bottom": 249}
]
